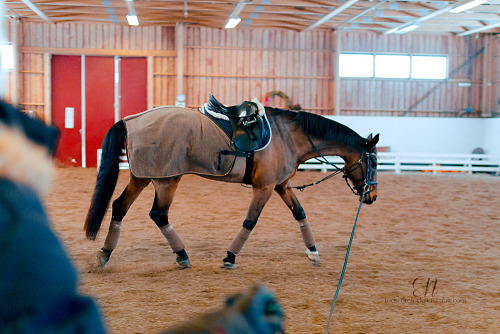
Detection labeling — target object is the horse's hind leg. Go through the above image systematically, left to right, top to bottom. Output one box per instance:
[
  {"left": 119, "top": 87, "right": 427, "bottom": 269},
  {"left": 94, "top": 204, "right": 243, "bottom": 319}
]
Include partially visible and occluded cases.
[
  {"left": 98, "top": 174, "right": 150, "bottom": 266},
  {"left": 150, "top": 177, "right": 190, "bottom": 269},
  {"left": 275, "top": 181, "right": 320, "bottom": 265}
]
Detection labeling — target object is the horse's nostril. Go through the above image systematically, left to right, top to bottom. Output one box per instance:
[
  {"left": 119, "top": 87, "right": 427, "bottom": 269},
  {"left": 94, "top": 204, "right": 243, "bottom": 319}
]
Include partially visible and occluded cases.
[{"left": 363, "top": 195, "right": 377, "bottom": 205}]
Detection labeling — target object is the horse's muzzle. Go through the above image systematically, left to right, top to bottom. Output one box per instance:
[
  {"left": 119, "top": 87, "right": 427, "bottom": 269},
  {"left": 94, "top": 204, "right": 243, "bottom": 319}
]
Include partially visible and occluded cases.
[{"left": 361, "top": 186, "right": 377, "bottom": 204}]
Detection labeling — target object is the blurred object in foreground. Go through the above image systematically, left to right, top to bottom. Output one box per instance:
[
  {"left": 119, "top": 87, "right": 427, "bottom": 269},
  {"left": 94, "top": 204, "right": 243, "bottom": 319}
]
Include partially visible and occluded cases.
[{"left": 163, "top": 285, "right": 284, "bottom": 334}]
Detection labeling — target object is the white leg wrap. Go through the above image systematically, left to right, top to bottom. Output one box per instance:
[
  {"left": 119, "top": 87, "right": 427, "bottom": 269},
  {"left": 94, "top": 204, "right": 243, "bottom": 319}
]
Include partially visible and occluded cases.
[
  {"left": 298, "top": 218, "right": 316, "bottom": 249},
  {"left": 103, "top": 220, "right": 122, "bottom": 251},
  {"left": 160, "top": 224, "right": 185, "bottom": 253},
  {"left": 228, "top": 228, "right": 252, "bottom": 256}
]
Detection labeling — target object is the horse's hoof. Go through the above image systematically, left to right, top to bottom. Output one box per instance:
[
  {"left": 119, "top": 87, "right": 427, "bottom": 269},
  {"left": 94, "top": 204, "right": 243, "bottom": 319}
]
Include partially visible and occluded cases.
[
  {"left": 97, "top": 249, "right": 111, "bottom": 267},
  {"left": 306, "top": 249, "right": 321, "bottom": 266},
  {"left": 222, "top": 251, "right": 236, "bottom": 269},
  {"left": 176, "top": 255, "right": 191, "bottom": 269},
  {"left": 223, "top": 261, "right": 237, "bottom": 270}
]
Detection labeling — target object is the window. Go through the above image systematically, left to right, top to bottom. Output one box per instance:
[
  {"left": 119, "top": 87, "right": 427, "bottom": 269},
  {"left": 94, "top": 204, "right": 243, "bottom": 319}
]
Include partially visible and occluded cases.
[
  {"left": 0, "top": 43, "right": 14, "bottom": 70},
  {"left": 339, "top": 53, "right": 447, "bottom": 80},
  {"left": 339, "top": 54, "right": 373, "bottom": 78},
  {"left": 375, "top": 55, "right": 410, "bottom": 79},
  {"left": 411, "top": 56, "right": 447, "bottom": 80}
]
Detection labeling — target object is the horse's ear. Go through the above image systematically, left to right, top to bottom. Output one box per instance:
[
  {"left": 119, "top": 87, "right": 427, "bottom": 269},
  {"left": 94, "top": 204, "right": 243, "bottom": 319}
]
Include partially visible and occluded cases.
[{"left": 367, "top": 133, "right": 380, "bottom": 150}]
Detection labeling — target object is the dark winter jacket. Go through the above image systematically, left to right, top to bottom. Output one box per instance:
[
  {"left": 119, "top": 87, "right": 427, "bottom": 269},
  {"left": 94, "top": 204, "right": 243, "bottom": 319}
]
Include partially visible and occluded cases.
[{"left": 0, "top": 101, "right": 106, "bottom": 333}]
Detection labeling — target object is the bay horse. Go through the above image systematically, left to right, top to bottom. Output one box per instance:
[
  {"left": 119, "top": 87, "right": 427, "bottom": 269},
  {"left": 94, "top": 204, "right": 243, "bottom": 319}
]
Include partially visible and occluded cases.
[{"left": 84, "top": 96, "right": 379, "bottom": 269}]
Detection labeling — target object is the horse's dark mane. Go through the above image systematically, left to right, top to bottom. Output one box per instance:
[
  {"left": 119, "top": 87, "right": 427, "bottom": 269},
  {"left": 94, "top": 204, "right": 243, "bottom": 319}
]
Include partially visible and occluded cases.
[
  {"left": 266, "top": 106, "right": 290, "bottom": 117},
  {"left": 267, "top": 107, "right": 365, "bottom": 152}
]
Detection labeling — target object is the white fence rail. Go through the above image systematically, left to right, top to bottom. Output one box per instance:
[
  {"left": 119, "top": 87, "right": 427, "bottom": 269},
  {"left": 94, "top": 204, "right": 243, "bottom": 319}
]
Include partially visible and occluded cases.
[
  {"left": 97, "top": 149, "right": 129, "bottom": 170},
  {"left": 98, "top": 149, "right": 500, "bottom": 175},
  {"left": 299, "top": 152, "right": 500, "bottom": 175}
]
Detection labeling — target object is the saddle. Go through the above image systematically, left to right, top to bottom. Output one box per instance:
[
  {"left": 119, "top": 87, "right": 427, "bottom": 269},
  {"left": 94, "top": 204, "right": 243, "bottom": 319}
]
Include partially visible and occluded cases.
[{"left": 204, "top": 94, "right": 271, "bottom": 153}]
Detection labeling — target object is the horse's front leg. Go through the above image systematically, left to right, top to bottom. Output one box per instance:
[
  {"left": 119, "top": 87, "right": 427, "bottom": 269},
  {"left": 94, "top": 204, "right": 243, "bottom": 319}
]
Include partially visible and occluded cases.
[
  {"left": 275, "top": 181, "right": 320, "bottom": 265},
  {"left": 223, "top": 185, "right": 274, "bottom": 269}
]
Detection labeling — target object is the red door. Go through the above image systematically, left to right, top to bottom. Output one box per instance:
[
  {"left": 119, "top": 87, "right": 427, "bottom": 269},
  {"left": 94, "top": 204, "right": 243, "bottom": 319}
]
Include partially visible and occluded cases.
[
  {"left": 51, "top": 55, "right": 82, "bottom": 167},
  {"left": 51, "top": 56, "right": 147, "bottom": 167},
  {"left": 85, "top": 56, "right": 115, "bottom": 167},
  {"left": 120, "top": 57, "right": 147, "bottom": 118}
]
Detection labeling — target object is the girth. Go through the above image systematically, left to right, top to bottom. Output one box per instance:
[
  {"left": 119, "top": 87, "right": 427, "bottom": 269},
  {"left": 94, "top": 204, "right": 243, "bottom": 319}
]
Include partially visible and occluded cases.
[{"left": 221, "top": 150, "right": 254, "bottom": 185}]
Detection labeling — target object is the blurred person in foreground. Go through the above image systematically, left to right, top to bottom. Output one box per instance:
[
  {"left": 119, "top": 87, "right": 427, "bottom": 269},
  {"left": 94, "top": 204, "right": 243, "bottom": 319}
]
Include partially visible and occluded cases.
[
  {"left": 0, "top": 3, "right": 106, "bottom": 331},
  {"left": 0, "top": 101, "right": 107, "bottom": 333}
]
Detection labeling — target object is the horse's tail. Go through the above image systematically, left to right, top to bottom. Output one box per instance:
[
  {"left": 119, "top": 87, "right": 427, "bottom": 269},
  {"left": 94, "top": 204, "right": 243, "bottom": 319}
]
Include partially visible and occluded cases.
[{"left": 84, "top": 120, "right": 126, "bottom": 240}]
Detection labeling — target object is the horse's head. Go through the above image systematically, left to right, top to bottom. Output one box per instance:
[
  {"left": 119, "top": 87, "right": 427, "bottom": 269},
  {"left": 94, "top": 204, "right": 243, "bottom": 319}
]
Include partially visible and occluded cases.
[{"left": 343, "top": 133, "right": 379, "bottom": 205}]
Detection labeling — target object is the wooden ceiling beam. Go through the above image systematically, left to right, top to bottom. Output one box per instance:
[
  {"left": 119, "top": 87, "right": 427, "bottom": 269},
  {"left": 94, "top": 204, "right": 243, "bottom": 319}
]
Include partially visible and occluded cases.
[
  {"left": 3, "top": 0, "right": 498, "bottom": 35},
  {"left": 20, "top": 0, "right": 52, "bottom": 21},
  {"left": 303, "top": 0, "right": 360, "bottom": 31},
  {"left": 457, "top": 20, "right": 500, "bottom": 36}
]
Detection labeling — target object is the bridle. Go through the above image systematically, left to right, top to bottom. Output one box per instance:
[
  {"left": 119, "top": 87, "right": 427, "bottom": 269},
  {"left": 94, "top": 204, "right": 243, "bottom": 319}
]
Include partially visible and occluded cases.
[
  {"left": 291, "top": 132, "right": 378, "bottom": 198},
  {"left": 342, "top": 149, "right": 378, "bottom": 197}
]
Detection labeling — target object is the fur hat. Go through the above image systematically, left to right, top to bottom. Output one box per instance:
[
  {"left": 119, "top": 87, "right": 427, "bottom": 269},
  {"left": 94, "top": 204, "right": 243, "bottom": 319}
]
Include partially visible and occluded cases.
[{"left": 0, "top": 100, "right": 58, "bottom": 155}]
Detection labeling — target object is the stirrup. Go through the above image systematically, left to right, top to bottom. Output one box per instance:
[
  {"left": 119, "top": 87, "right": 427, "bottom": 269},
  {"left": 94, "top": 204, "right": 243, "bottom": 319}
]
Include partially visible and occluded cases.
[{"left": 306, "top": 249, "right": 321, "bottom": 265}]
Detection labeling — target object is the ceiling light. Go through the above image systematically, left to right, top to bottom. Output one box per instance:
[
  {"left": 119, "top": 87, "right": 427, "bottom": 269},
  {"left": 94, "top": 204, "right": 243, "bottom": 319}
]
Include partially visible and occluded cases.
[
  {"left": 224, "top": 0, "right": 251, "bottom": 29},
  {"left": 449, "top": 0, "right": 486, "bottom": 13},
  {"left": 126, "top": 14, "right": 139, "bottom": 26},
  {"left": 225, "top": 17, "right": 241, "bottom": 29},
  {"left": 395, "top": 24, "right": 420, "bottom": 34}
]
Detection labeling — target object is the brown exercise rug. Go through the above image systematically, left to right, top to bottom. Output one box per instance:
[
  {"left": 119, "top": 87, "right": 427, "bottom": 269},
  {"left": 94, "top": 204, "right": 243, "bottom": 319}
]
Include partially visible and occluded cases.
[{"left": 123, "top": 106, "right": 236, "bottom": 179}]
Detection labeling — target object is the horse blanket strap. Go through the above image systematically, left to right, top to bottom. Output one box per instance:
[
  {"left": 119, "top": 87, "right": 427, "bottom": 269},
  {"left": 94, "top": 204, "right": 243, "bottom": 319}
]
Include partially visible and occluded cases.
[
  {"left": 123, "top": 106, "right": 236, "bottom": 178},
  {"left": 220, "top": 150, "right": 254, "bottom": 185}
]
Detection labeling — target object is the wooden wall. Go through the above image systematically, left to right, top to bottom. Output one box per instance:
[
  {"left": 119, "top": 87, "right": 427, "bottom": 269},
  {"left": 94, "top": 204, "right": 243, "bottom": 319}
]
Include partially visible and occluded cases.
[
  {"left": 3, "top": 19, "right": 499, "bottom": 121},
  {"left": 184, "top": 27, "right": 334, "bottom": 113},
  {"left": 488, "top": 35, "right": 500, "bottom": 116}
]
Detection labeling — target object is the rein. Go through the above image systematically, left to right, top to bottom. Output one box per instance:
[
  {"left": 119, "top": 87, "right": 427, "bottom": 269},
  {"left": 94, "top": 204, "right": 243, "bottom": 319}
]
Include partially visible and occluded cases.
[
  {"left": 288, "top": 132, "right": 344, "bottom": 191},
  {"left": 294, "top": 132, "right": 376, "bottom": 333},
  {"left": 324, "top": 193, "right": 365, "bottom": 334}
]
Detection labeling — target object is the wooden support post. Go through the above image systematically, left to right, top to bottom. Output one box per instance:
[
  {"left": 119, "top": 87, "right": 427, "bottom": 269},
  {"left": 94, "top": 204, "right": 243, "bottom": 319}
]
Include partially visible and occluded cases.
[
  {"left": 12, "top": 18, "right": 20, "bottom": 106},
  {"left": 176, "top": 23, "right": 184, "bottom": 99},
  {"left": 334, "top": 29, "right": 341, "bottom": 116},
  {"left": 481, "top": 35, "right": 493, "bottom": 117},
  {"left": 43, "top": 53, "right": 51, "bottom": 123},
  {"left": 147, "top": 56, "right": 154, "bottom": 109}
]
